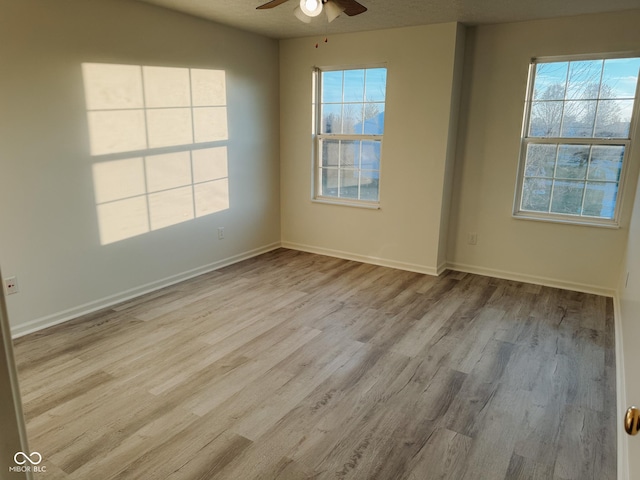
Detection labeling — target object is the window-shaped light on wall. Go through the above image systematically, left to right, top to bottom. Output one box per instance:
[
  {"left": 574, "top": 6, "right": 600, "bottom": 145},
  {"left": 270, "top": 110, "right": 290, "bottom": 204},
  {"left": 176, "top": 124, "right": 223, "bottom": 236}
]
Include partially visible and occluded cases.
[
  {"left": 83, "top": 63, "right": 230, "bottom": 245},
  {"left": 83, "top": 64, "right": 147, "bottom": 156},
  {"left": 91, "top": 148, "right": 230, "bottom": 245},
  {"left": 92, "top": 158, "right": 149, "bottom": 245}
]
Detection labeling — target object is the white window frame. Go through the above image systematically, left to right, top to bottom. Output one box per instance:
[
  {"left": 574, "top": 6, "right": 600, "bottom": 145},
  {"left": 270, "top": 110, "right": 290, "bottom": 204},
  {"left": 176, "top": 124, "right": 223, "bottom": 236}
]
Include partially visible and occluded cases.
[
  {"left": 513, "top": 53, "right": 640, "bottom": 227},
  {"left": 312, "top": 65, "right": 387, "bottom": 209}
]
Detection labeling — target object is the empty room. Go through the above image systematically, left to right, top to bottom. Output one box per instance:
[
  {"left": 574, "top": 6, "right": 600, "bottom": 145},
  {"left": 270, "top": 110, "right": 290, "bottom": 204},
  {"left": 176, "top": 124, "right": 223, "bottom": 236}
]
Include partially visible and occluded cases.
[{"left": 2, "top": 0, "right": 640, "bottom": 478}]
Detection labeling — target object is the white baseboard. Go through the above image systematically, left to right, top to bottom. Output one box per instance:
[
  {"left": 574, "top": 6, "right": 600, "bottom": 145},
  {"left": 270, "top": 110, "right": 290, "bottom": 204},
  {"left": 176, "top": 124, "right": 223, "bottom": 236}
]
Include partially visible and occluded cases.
[
  {"left": 11, "top": 242, "right": 282, "bottom": 339},
  {"left": 281, "top": 242, "right": 440, "bottom": 276},
  {"left": 436, "top": 261, "right": 448, "bottom": 276},
  {"left": 446, "top": 261, "right": 616, "bottom": 297},
  {"left": 613, "top": 295, "right": 629, "bottom": 480}
]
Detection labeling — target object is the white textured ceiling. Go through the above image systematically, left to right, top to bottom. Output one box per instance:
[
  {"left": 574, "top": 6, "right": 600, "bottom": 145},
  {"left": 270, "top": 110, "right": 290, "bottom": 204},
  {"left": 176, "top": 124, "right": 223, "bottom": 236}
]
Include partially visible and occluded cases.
[{"left": 134, "top": 0, "right": 640, "bottom": 39}]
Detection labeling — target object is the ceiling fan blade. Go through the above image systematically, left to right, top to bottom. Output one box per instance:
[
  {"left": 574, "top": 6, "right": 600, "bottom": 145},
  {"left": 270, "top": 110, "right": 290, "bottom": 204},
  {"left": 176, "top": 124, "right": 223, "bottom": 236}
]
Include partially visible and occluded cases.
[
  {"left": 256, "top": 0, "right": 290, "bottom": 10},
  {"left": 334, "top": 0, "right": 367, "bottom": 16}
]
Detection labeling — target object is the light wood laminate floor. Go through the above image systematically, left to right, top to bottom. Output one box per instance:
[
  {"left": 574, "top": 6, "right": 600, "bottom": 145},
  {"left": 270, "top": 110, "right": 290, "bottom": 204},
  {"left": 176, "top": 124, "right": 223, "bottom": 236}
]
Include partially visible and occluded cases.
[{"left": 13, "top": 248, "right": 616, "bottom": 479}]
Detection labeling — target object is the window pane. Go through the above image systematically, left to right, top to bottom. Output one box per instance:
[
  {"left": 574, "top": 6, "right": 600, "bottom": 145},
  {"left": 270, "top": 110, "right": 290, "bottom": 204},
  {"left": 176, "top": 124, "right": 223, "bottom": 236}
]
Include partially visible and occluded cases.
[
  {"left": 601, "top": 58, "right": 640, "bottom": 99},
  {"left": 565, "top": 60, "right": 603, "bottom": 100},
  {"left": 533, "top": 63, "right": 568, "bottom": 101},
  {"left": 365, "top": 68, "right": 387, "bottom": 102},
  {"left": 344, "top": 69, "right": 364, "bottom": 102},
  {"left": 322, "top": 71, "right": 343, "bottom": 103},
  {"left": 594, "top": 99, "right": 634, "bottom": 138},
  {"left": 561, "top": 100, "right": 596, "bottom": 137},
  {"left": 529, "top": 101, "right": 562, "bottom": 137},
  {"left": 343, "top": 103, "right": 364, "bottom": 134},
  {"left": 363, "top": 103, "right": 385, "bottom": 134},
  {"left": 322, "top": 104, "right": 342, "bottom": 134},
  {"left": 321, "top": 139, "right": 339, "bottom": 167},
  {"left": 340, "top": 140, "right": 360, "bottom": 168},
  {"left": 362, "top": 140, "right": 381, "bottom": 171},
  {"left": 525, "top": 144, "right": 557, "bottom": 177},
  {"left": 555, "top": 145, "right": 589, "bottom": 179},
  {"left": 588, "top": 146, "right": 624, "bottom": 181},
  {"left": 320, "top": 168, "right": 338, "bottom": 196},
  {"left": 339, "top": 169, "right": 359, "bottom": 199},
  {"left": 360, "top": 170, "right": 379, "bottom": 201},
  {"left": 522, "top": 178, "right": 552, "bottom": 212},
  {"left": 550, "top": 180, "right": 585, "bottom": 215},
  {"left": 582, "top": 182, "right": 618, "bottom": 218}
]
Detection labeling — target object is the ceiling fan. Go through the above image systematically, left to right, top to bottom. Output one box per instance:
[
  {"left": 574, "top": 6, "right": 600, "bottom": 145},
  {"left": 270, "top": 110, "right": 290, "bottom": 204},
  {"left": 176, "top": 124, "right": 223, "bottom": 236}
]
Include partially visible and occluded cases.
[{"left": 256, "top": 0, "right": 367, "bottom": 23}]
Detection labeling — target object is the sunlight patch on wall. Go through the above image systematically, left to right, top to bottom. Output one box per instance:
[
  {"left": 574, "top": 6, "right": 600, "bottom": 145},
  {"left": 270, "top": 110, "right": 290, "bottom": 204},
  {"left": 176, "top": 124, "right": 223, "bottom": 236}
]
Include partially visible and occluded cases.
[
  {"left": 82, "top": 63, "right": 230, "bottom": 245},
  {"left": 91, "top": 148, "right": 229, "bottom": 245}
]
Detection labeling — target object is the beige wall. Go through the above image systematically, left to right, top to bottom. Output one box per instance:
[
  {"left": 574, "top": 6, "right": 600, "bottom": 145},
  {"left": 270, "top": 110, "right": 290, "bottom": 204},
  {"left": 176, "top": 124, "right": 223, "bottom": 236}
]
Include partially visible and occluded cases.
[
  {"left": 0, "top": 0, "right": 280, "bottom": 333},
  {"left": 448, "top": 11, "right": 640, "bottom": 293},
  {"left": 280, "top": 23, "right": 464, "bottom": 274},
  {"left": 438, "top": 23, "right": 466, "bottom": 269}
]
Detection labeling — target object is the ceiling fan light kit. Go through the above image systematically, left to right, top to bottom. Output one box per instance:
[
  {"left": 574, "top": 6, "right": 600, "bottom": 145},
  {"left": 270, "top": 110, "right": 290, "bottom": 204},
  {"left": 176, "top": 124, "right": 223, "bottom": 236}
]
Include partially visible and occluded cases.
[
  {"left": 299, "top": 0, "right": 323, "bottom": 17},
  {"left": 293, "top": 5, "right": 312, "bottom": 22}
]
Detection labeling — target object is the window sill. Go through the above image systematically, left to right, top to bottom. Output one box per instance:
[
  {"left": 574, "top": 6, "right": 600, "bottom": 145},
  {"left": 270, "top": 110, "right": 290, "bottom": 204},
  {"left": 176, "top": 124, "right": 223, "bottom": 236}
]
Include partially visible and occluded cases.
[
  {"left": 312, "top": 197, "right": 380, "bottom": 210},
  {"left": 512, "top": 211, "right": 620, "bottom": 229}
]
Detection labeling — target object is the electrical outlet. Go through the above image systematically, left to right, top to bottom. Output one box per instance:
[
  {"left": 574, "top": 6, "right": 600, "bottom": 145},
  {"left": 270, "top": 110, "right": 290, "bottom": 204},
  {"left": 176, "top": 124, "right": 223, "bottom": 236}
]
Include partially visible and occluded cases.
[
  {"left": 217, "top": 227, "right": 225, "bottom": 240},
  {"left": 467, "top": 233, "right": 478, "bottom": 245},
  {"left": 4, "top": 276, "right": 18, "bottom": 295}
]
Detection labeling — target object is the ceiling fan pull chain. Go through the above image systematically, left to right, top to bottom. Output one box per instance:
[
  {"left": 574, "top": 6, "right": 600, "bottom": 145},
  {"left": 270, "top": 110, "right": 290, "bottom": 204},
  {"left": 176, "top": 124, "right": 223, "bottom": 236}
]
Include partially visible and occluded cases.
[{"left": 315, "top": 36, "right": 328, "bottom": 48}]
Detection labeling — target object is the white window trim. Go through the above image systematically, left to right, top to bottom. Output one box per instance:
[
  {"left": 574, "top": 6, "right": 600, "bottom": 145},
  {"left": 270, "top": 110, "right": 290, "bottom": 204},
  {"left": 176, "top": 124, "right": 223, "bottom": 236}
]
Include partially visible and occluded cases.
[
  {"left": 513, "top": 53, "right": 640, "bottom": 227},
  {"left": 311, "top": 65, "right": 386, "bottom": 209}
]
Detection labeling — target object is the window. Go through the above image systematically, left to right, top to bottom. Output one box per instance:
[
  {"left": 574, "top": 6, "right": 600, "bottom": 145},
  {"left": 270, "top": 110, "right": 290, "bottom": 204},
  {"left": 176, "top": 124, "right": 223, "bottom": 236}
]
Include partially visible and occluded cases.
[
  {"left": 514, "top": 55, "right": 640, "bottom": 225},
  {"left": 313, "top": 66, "right": 387, "bottom": 206}
]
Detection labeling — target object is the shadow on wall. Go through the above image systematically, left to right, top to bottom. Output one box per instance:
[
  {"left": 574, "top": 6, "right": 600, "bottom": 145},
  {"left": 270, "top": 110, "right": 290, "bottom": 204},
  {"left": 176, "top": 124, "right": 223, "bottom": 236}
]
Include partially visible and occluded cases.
[{"left": 82, "top": 63, "right": 230, "bottom": 245}]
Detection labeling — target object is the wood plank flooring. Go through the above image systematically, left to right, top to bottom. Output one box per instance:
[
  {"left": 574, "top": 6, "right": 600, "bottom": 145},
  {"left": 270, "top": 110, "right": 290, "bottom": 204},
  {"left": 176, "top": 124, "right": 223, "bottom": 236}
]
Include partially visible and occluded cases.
[{"left": 12, "top": 248, "right": 616, "bottom": 479}]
